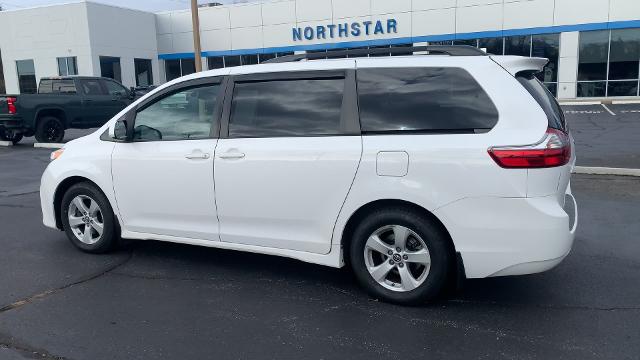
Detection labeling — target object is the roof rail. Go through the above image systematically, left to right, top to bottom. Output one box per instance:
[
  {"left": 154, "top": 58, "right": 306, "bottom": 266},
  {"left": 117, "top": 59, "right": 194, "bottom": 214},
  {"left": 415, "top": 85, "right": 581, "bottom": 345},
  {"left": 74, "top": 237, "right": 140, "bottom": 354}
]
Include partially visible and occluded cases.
[{"left": 263, "top": 45, "right": 486, "bottom": 63}]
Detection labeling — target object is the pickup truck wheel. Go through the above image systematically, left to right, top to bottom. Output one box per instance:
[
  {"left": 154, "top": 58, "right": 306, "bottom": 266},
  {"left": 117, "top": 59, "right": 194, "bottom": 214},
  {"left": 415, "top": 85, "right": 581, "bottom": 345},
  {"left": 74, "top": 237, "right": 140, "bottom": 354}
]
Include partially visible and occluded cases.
[
  {"left": 35, "top": 116, "right": 65, "bottom": 143},
  {"left": 0, "top": 128, "right": 23, "bottom": 144}
]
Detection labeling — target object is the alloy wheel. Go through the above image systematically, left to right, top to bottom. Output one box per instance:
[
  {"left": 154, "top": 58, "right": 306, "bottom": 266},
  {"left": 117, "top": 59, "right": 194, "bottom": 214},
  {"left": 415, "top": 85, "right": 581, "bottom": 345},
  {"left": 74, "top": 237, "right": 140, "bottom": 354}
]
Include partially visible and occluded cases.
[
  {"left": 67, "top": 195, "right": 104, "bottom": 244},
  {"left": 363, "top": 225, "right": 431, "bottom": 292}
]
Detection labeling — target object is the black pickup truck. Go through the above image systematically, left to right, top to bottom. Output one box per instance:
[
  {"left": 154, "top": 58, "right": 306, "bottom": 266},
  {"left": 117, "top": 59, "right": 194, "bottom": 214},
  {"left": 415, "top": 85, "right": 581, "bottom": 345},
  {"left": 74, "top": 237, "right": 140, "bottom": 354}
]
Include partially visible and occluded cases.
[{"left": 0, "top": 76, "right": 135, "bottom": 144}]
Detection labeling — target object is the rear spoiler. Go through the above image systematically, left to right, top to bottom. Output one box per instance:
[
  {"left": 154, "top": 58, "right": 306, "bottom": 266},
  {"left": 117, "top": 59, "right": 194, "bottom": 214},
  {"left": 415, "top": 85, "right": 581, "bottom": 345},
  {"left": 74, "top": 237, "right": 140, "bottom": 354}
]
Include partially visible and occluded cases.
[{"left": 489, "top": 56, "right": 548, "bottom": 77}]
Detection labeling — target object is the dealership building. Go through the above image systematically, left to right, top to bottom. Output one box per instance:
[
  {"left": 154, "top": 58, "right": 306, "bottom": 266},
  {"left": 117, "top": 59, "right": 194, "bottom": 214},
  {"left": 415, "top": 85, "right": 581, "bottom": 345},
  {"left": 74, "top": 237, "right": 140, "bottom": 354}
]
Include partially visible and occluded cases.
[{"left": 1, "top": 0, "right": 640, "bottom": 99}]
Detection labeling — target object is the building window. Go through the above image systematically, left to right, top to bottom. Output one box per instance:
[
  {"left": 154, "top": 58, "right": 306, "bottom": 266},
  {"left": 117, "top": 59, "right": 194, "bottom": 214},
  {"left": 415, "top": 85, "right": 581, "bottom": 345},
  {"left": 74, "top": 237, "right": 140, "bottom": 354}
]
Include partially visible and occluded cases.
[
  {"left": 608, "top": 28, "right": 640, "bottom": 96},
  {"left": 578, "top": 29, "right": 640, "bottom": 97},
  {"left": 505, "top": 35, "right": 532, "bottom": 56},
  {"left": 478, "top": 37, "right": 504, "bottom": 55},
  {"left": 453, "top": 39, "right": 478, "bottom": 47},
  {"left": 429, "top": 40, "right": 453, "bottom": 46},
  {"left": 258, "top": 53, "right": 276, "bottom": 63},
  {"left": 240, "top": 54, "right": 258, "bottom": 65},
  {"left": 224, "top": 55, "right": 241, "bottom": 67},
  {"left": 99, "top": 56, "right": 122, "bottom": 82},
  {"left": 208, "top": 56, "right": 224, "bottom": 69},
  {"left": 57, "top": 57, "right": 77, "bottom": 76},
  {"left": 134, "top": 58, "right": 153, "bottom": 87},
  {"left": 164, "top": 58, "right": 195, "bottom": 82},
  {"left": 16, "top": 59, "right": 37, "bottom": 94},
  {"left": 165, "top": 60, "right": 181, "bottom": 81}
]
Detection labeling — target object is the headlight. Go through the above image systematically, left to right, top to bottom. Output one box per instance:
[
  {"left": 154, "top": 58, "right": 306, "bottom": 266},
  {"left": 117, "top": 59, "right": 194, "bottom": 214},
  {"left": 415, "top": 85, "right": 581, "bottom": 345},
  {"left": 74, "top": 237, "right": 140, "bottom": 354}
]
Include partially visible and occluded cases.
[{"left": 50, "top": 148, "right": 64, "bottom": 161}]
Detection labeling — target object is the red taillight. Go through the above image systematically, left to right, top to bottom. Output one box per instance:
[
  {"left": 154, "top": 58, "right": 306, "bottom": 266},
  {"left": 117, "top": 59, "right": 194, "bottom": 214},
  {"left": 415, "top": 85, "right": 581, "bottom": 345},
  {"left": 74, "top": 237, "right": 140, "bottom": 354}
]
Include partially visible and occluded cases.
[
  {"left": 6, "top": 97, "right": 17, "bottom": 114},
  {"left": 488, "top": 128, "right": 571, "bottom": 168}
]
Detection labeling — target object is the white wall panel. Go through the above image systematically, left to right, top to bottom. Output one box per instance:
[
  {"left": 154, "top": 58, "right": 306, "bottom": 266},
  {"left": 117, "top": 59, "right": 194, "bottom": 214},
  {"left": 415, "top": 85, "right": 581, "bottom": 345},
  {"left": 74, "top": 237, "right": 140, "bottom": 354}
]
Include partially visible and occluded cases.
[
  {"left": 295, "top": 0, "right": 332, "bottom": 22},
  {"left": 333, "top": 0, "right": 370, "bottom": 19},
  {"left": 371, "top": 0, "right": 411, "bottom": 15},
  {"left": 412, "top": 0, "right": 456, "bottom": 11},
  {"left": 457, "top": 0, "right": 503, "bottom": 6},
  {"left": 504, "top": 0, "right": 554, "bottom": 29},
  {"left": 554, "top": 0, "right": 609, "bottom": 25},
  {"left": 609, "top": 0, "right": 640, "bottom": 22},
  {"left": 262, "top": 1, "right": 296, "bottom": 25},
  {"left": 456, "top": 3, "right": 503, "bottom": 33},
  {"left": 229, "top": 4, "right": 262, "bottom": 28},
  {"left": 199, "top": 7, "right": 230, "bottom": 30},
  {"left": 412, "top": 8, "right": 456, "bottom": 36},
  {"left": 171, "top": 11, "right": 192, "bottom": 33},
  {"left": 156, "top": 13, "right": 172, "bottom": 34},
  {"left": 263, "top": 23, "right": 298, "bottom": 48},
  {"left": 231, "top": 27, "right": 263, "bottom": 50},
  {"left": 201, "top": 29, "right": 232, "bottom": 51},
  {"left": 559, "top": 31, "right": 579, "bottom": 58},
  {"left": 172, "top": 32, "right": 195, "bottom": 53},
  {"left": 157, "top": 34, "right": 173, "bottom": 53},
  {"left": 558, "top": 56, "right": 578, "bottom": 83},
  {"left": 558, "top": 82, "right": 576, "bottom": 99}
]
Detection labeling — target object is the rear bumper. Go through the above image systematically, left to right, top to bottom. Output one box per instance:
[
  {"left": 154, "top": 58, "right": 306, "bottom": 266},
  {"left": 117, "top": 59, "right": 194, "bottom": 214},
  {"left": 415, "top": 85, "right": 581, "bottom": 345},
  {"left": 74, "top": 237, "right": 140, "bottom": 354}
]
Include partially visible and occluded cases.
[
  {"left": 0, "top": 115, "right": 25, "bottom": 130},
  {"left": 434, "top": 188, "right": 577, "bottom": 278}
]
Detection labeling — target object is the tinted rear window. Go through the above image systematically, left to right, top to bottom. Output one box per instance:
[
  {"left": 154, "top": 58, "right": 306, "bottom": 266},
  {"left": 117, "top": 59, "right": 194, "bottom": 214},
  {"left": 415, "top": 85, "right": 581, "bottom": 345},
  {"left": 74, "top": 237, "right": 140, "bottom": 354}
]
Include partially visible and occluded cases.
[
  {"left": 357, "top": 67, "right": 499, "bottom": 133},
  {"left": 517, "top": 74, "right": 566, "bottom": 131},
  {"left": 229, "top": 78, "right": 345, "bottom": 138},
  {"left": 39, "top": 80, "right": 76, "bottom": 94}
]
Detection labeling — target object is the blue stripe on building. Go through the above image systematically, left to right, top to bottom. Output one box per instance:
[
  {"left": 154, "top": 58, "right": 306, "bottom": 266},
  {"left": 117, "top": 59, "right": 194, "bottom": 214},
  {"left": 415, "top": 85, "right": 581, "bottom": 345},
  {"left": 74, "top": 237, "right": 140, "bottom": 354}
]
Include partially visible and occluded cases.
[{"left": 158, "top": 19, "right": 640, "bottom": 60}]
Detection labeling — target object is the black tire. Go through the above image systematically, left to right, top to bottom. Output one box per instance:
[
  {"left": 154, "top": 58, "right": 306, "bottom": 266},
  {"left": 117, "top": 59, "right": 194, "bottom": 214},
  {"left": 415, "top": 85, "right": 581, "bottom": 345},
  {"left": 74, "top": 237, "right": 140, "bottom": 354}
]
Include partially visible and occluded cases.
[
  {"left": 35, "top": 116, "right": 65, "bottom": 143},
  {"left": 0, "top": 127, "right": 23, "bottom": 144},
  {"left": 60, "top": 182, "right": 118, "bottom": 253},
  {"left": 349, "top": 207, "right": 453, "bottom": 305}
]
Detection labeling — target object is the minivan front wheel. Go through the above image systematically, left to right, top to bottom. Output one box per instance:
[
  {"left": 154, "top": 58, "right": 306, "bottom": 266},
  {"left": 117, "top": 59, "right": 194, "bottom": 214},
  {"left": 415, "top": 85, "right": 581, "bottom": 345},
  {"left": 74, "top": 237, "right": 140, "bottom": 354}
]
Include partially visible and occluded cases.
[
  {"left": 61, "top": 182, "right": 117, "bottom": 253},
  {"left": 349, "top": 208, "right": 452, "bottom": 305}
]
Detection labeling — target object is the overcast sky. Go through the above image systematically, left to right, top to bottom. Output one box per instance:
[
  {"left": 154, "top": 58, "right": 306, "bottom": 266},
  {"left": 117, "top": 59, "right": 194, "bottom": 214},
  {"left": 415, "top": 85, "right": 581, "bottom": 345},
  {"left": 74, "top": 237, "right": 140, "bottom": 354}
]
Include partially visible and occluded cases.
[{"left": 0, "top": 0, "right": 256, "bottom": 12}]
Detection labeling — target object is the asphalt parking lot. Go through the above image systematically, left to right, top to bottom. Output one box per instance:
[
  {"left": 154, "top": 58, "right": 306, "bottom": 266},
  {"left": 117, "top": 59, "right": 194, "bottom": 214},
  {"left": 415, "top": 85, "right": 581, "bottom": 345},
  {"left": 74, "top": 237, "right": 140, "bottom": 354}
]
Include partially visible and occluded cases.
[
  {"left": 564, "top": 103, "right": 640, "bottom": 168},
  {"left": 1, "top": 106, "right": 639, "bottom": 359}
]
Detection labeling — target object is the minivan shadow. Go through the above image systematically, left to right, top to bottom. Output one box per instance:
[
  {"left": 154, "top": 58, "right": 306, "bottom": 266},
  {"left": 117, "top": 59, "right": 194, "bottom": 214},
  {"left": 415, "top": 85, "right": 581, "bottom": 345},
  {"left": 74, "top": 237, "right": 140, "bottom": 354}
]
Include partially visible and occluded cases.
[{"left": 118, "top": 239, "right": 559, "bottom": 308}]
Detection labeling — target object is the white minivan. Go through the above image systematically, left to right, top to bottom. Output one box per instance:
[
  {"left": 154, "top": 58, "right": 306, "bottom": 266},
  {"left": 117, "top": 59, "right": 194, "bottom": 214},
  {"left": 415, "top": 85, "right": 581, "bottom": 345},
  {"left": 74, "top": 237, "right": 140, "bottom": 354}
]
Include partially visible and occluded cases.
[{"left": 40, "top": 46, "right": 577, "bottom": 304}]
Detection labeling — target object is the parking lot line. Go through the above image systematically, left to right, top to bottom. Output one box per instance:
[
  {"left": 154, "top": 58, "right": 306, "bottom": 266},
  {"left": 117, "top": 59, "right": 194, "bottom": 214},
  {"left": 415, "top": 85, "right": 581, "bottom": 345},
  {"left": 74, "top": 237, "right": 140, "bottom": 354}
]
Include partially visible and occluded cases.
[
  {"left": 601, "top": 104, "right": 616, "bottom": 116},
  {"left": 33, "top": 143, "right": 64, "bottom": 149}
]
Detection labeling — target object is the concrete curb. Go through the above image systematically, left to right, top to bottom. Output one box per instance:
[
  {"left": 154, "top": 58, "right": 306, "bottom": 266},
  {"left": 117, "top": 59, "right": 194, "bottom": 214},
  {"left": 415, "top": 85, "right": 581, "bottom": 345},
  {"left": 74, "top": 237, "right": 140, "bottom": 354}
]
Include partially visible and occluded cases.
[
  {"left": 0, "top": 141, "right": 13, "bottom": 147},
  {"left": 33, "top": 143, "right": 64, "bottom": 149},
  {"left": 573, "top": 166, "right": 640, "bottom": 177}
]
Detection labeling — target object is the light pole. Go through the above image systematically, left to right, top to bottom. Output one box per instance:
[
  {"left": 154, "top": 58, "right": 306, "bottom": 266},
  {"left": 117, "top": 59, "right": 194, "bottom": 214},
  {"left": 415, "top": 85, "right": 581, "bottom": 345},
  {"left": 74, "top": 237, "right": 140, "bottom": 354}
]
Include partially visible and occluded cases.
[{"left": 191, "top": 0, "right": 202, "bottom": 72}]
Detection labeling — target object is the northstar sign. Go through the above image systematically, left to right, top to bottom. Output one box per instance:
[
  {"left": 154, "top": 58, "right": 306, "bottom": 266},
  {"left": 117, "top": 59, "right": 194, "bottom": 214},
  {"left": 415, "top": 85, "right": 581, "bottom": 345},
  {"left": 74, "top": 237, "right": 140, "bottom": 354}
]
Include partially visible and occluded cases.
[{"left": 292, "top": 19, "right": 398, "bottom": 41}]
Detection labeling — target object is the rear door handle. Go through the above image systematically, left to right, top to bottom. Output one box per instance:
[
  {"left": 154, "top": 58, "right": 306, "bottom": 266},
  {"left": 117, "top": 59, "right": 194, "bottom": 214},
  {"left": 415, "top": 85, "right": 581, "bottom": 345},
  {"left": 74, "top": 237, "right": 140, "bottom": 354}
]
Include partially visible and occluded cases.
[
  {"left": 185, "top": 150, "right": 210, "bottom": 160},
  {"left": 218, "top": 151, "right": 245, "bottom": 159}
]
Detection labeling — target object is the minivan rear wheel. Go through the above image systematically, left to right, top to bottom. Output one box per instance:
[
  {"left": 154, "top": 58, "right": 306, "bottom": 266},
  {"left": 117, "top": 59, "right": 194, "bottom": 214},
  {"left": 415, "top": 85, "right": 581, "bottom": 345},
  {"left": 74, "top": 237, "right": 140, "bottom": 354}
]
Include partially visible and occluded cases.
[
  {"left": 60, "top": 182, "right": 117, "bottom": 253},
  {"left": 349, "top": 208, "right": 452, "bottom": 305}
]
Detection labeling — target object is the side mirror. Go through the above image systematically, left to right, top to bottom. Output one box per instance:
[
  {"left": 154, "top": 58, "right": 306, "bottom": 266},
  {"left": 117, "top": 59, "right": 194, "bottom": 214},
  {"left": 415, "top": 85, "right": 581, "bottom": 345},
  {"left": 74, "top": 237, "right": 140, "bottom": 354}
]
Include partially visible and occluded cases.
[
  {"left": 128, "top": 87, "right": 136, "bottom": 100},
  {"left": 109, "top": 118, "right": 130, "bottom": 141}
]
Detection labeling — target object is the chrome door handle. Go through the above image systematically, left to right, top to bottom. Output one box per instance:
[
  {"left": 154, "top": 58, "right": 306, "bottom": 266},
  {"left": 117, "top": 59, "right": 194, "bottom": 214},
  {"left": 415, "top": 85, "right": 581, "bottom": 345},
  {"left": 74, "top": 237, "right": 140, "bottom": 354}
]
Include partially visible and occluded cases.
[
  {"left": 185, "top": 152, "right": 210, "bottom": 160},
  {"left": 218, "top": 152, "right": 245, "bottom": 159}
]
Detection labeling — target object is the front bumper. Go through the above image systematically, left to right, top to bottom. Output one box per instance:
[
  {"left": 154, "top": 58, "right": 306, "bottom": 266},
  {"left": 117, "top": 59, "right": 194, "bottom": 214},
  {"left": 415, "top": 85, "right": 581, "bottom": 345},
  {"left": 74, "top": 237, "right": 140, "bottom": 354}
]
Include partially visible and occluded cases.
[
  {"left": 40, "top": 164, "right": 59, "bottom": 229},
  {"left": 434, "top": 188, "right": 577, "bottom": 278}
]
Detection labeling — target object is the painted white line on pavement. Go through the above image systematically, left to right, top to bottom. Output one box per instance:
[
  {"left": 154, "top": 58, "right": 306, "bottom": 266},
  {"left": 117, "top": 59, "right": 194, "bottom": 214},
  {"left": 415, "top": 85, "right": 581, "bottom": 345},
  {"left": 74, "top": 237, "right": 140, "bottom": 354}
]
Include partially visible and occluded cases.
[
  {"left": 601, "top": 104, "right": 616, "bottom": 116},
  {"left": 0, "top": 141, "right": 13, "bottom": 147},
  {"left": 34, "top": 143, "right": 64, "bottom": 149},
  {"left": 573, "top": 166, "right": 640, "bottom": 177}
]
